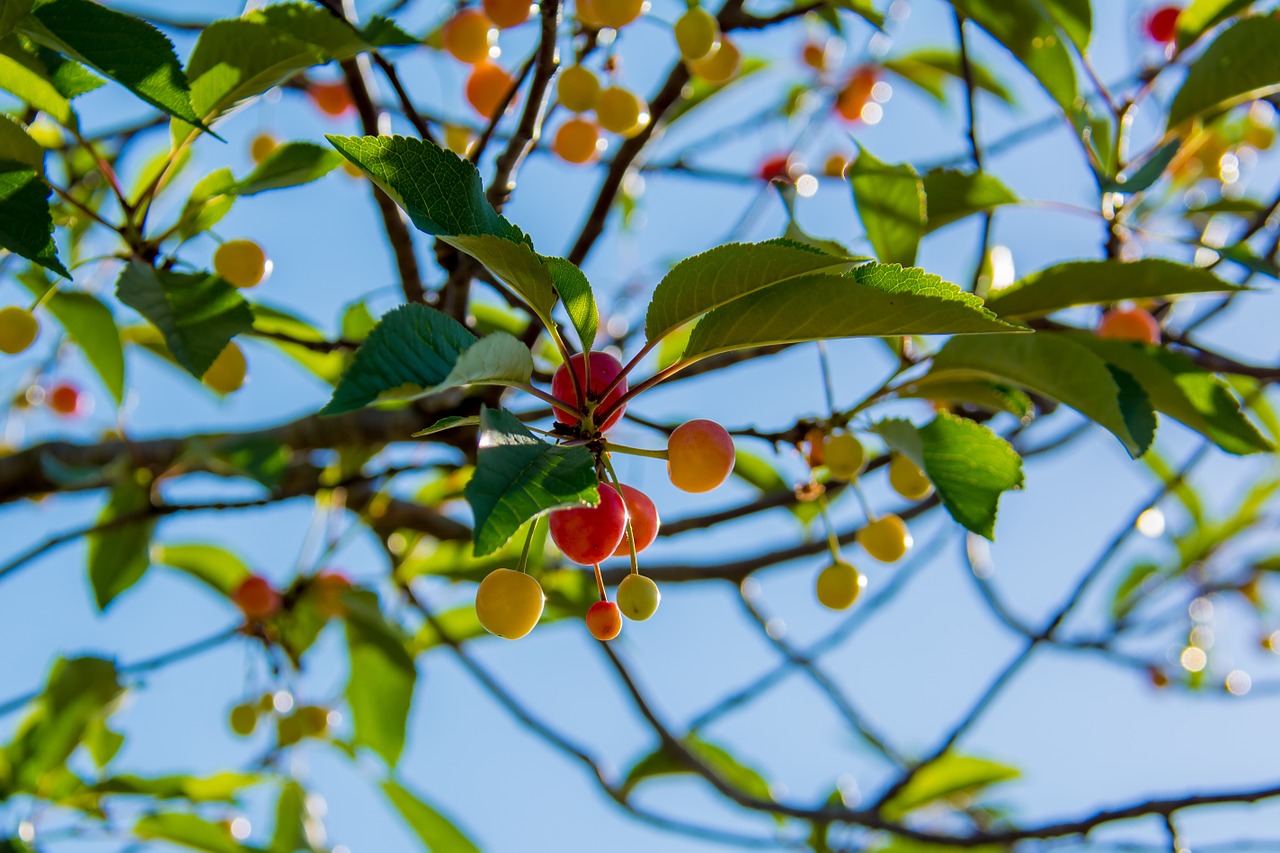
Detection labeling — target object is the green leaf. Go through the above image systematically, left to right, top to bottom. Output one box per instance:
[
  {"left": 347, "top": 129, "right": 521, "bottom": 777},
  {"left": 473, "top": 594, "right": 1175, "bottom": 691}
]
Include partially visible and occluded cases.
[
  {"left": 0, "top": 0, "right": 32, "bottom": 40},
  {"left": 22, "top": 0, "right": 200, "bottom": 125},
  {"left": 944, "top": 0, "right": 1077, "bottom": 110},
  {"left": 1039, "top": 0, "right": 1092, "bottom": 51},
  {"left": 1176, "top": 0, "right": 1255, "bottom": 49},
  {"left": 248, "top": 2, "right": 369, "bottom": 59},
  {"left": 1167, "top": 15, "right": 1280, "bottom": 129},
  {"left": 180, "top": 19, "right": 324, "bottom": 131},
  {"left": 0, "top": 40, "right": 74, "bottom": 124},
  {"left": 38, "top": 45, "right": 101, "bottom": 98},
  {"left": 882, "top": 48, "right": 1014, "bottom": 104},
  {"left": 665, "top": 57, "right": 767, "bottom": 125},
  {"left": 0, "top": 115, "right": 42, "bottom": 169},
  {"left": 326, "top": 135, "right": 561, "bottom": 331},
  {"left": 1099, "top": 138, "right": 1181, "bottom": 193},
  {"left": 233, "top": 142, "right": 342, "bottom": 196},
  {"left": 849, "top": 149, "right": 925, "bottom": 266},
  {"left": 0, "top": 165, "right": 67, "bottom": 277},
  {"left": 922, "top": 169, "right": 1018, "bottom": 232},
  {"left": 645, "top": 240, "right": 854, "bottom": 343},
  {"left": 544, "top": 255, "right": 598, "bottom": 351},
  {"left": 983, "top": 259, "right": 1237, "bottom": 319},
  {"left": 115, "top": 262, "right": 255, "bottom": 380},
  {"left": 681, "top": 264, "right": 1023, "bottom": 362},
  {"left": 20, "top": 270, "right": 124, "bottom": 402},
  {"left": 250, "top": 303, "right": 345, "bottom": 384},
  {"left": 322, "top": 304, "right": 478, "bottom": 415},
  {"left": 436, "top": 331, "right": 532, "bottom": 390},
  {"left": 931, "top": 333, "right": 1155, "bottom": 456},
  {"left": 1068, "top": 333, "right": 1271, "bottom": 455},
  {"left": 895, "top": 377, "right": 1033, "bottom": 418},
  {"left": 464, "top": 406, "right": 599, "bottom": 556},
  {"left": 874, "top": 414, "right": 1024, "bottom": 539},
  {"left": 411, "top": 415, "right": 482, "bottom": 438},
  {"left": 733, "top": 450, "right": 821, "bottom": 525},
  {"left": 87, "top": 477, "right": 154, "bottom": 610},
  {"left": 153, "top": 543, "right": 252, "bottom": 596},
  {"left": 1111, "top": 561, "right": 1160, "bottom": 619},
  {"left": 344, "top": 590, "right": 416, "bottom": 767},
  {"left": 621, "top": 737, "right": 773, "bottom": 804},
  {"left": 881, "top": 754, "right": 1019, "bottom": 819},
  {"left": 94, "top": 772, "right": 260, "bottom": 802},
  {"left": 269, "top": 781, "right": 307, "bottom": 853},
  {"left": 383, "top": 781, "right": 482, "bottom": 853},
  {"left": 135, "top": 814, "right": 260, "bottom": 853},
  {"left": 873, "top": 840, "right": 1004, "bottom": 853}
]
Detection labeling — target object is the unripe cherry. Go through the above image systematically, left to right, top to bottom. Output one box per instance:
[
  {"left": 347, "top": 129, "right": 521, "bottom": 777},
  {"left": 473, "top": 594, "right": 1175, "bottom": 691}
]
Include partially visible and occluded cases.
[
  {"left": 483, "top": 0, "right": 531, "bottom": 28},
  {"left": 592, "top": 0, "right": 643, "bottom": 29},
  {"left": 674, "top": 6, "right": 720, "bottom": 62},
  {"left": 442, "top": 9, "right": 495, "bottom": 64},
  {"left": 687, "top": 38, "right": 741, "bottom": 83},
  {"left": 558, "top": 65, "right": 601, "bottom": 113},
  {"left": 596, "top": 87, "right": 649, "bottom": 137},
  {"left": 250, "top": 133, "right": 277, "bottom": 165},
  {"left": 214, "top": 239, "right": 268, "bottom": 289},
  {"left": 0, "top": 306, "right": 38, "bottom": 355},
  {"left": 1097, "top": 307, "right": 1161, "bottom": 345},
  {"left": 204, "top": 342, "right": 247, "bottom": 395},
  {"left": 550, "top": 351, "right": 628, "bottom": 432},
  {"left": 667, "top": 419, "right": 735, "bottom": 493},
  {"left": 823, "top": 432, "right": 865, "bottom": 481},
  {"left": 888, "top": 454, "right": 934, "bottom": 501},
  {"left": 549, "top": 484, "right": 629, "bottom": 564},
  {"left": 612, "top": 484, "right": 660, "bottom": 557},
  {"left": 856, "top": 514, "right": 912, "bottom": 563},
  {"left": 816, "top": 559, "right": 864, "bottom": 610},
  {"left": 475, "top": 568, "right": 545, "bottom": 639},
  {"left": 617, "top": 574, "right": 660, "bottom": 621},
  {"left": 233, "top": 575, "right": 281, "bottom": 620},
  {"left": 586, "top": 600, "right": 623, "bottom": 640},
  {"left": 229, "top": 703, "right": 258, "bottom": 736}
]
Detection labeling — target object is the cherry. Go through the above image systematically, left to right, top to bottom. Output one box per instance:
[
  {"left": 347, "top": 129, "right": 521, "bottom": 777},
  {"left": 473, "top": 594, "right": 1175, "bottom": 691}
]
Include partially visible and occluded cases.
[
  {"left": 483, "top": 0, "right": 531, "bottom": 28},
  {"left": 576, "top": 0, "right": 607, "bottom": 28},
  {"left": 592, "top": 0, "right": 644, "bottom": 29},
  {"left": 1145, "top": 5, "right": 1180, "bottom": 43},
  {"left": 674, "top": 7, "right": 720, "bottom": 62},
  {"left": 443, "top": 9, "right": 494, "bottom": 64},
  {"left": 687, "top": 37, "right": 741, "bottom": 83},
  {"left": 801, "top": 41, "right": 827, "bottom": 72},
  {"left": 466, "top": 62, "right": 515, "bottom": 118},
  {"left": 558, "top": 65, "right": 601, "bottom": 113},
  {"left": 835, "top": 66, "right": 878, "bottom": 123},
  {"left": 308, "top": 80, "right": 353, "bottom": 117},
  {"left": 596, "top": 87, "right": 649, "bottom": 137},
  {"left": 554, "top": 117, "right": 601, "bottom": 164},
  {"left": 444, "top": 124, "right": 475, "bottom": 156},
  {"left": 250, "top": 133, "right": 277, "bottom": 165},
  {"left": 823, "top": 153, "right": 849, "bottom": 178},
  {"left": 758, "top": 154, "right": 791, "bottom": 183},
  {"left": 214, "top": 239, "right": 268, "bottom": 289},
  {"left": 0, "top": 306, "right": 38, "bottom": 355},
  {"left": 1097, "top": 306, "right": 1161, "bottom": 345},
  {"left": 204, "top": 342, "right": 247, "bottom": 395},
  {"left": 551, "top": 351, "right": 628, "bottom": 431},
  {"left": 47, "top": 383, "right": 82, "bottom": 417},
  {"left": 667, "top": 419, "right": 735, "bottom": 493},
  {"left": 823, "top": 432, "right": 865, "bottom": 481},
  {"left": 888, "top": 454, "right": 934, "bottom": 501},
  {"left": 549, "top": 484, "right": 629, "bottom": 564},
  {"left": 612, "top": 484, "right": 660, "bottom": 556},
  {"left": 856, "top": 514, "right": 912, "bottom": 563},
  {"left": 815, "top": 559, "right": 864, "bottom": 610},
  {"left": 475, "top": 568, "right": 545, "bottom": 639},
  {"left": 311, "top": 571, "right": 352, "bottom": 619},
  {"left": 617, "top": 574, "right": 660, "bottom": 621},
  {"left": 233, "top": 575, "right": 281, "bottom": 620},
  {"left": 586, "top": 600, "right": 622, "bottom": 640},
  {"left": 228, "top": 703, "right": 258, "bottom": 736},
  {"left": 297, "top": 705, "right": 330, "bottom": 737},
  {"left": 277, "top": 713, "right": 303, "bottom": 747}
]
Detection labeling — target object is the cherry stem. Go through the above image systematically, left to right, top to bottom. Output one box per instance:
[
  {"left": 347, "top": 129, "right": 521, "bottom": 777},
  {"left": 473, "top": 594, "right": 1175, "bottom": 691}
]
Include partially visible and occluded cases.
[
  {"left": 549, "top": 324, "right": 587, "bottom": 414},
  {"left": 596, "top": 340, "right": 656, "bottom": 403},
  {"left": 816, "top": 340, "right": 837, "bottom": 417},
  {"left": 596, "top": 355, "right": 699, "bottom": 423},
  {"left": 507, "top": 382, "right": 585, "bottom": 419},
  {"left": 603, "top": 441, "right": 667, "bottom": 460},
  {"left": 600, "top": 454, "right": 639, "bottom": 575},
  {"left": 851, "top": 481, "right": 878, "bottom": 524},
  {"left": 816, "top": 491, "right": 842, "bottom": 562},
  {"left": 517, "top": 517, "right": 539, "bottom": 574},
  {"left": 593, "top": 562, "right": 607, "bottom": 601}
]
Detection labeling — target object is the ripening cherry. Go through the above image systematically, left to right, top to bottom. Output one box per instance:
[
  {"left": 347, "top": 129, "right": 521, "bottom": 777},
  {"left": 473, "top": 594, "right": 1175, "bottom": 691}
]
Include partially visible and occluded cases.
[
  {"left": 483, "top": 0, "right": 531, "bottom": 28},
  {"left": 576, "top": 0, "right": 607, "bottom": 28},
  {"left": 592, "top": 0, "right": 644, "bottom": 29},
  {"left": 1144, "top": 5, "right": 1180, "bottom": 43},
  {"left": 674, "top": 6, "right": 720, "bottom": 62},
  {"left": 443, "top": 9, "right": 495, "bottom": 64},
  {"left": 687, "top": 37, "right": 741, "bottom": 83},
  {"left": 801, "top": 41, "right": 827, "bottom": 72},
  {"left": 466, "top": 62, "right": 516, "bottom": 118},
  {"left": 557, "top": 65, "right": 601, "bottom": 112},
  {"left": 835, "top": 66, "right": 878, "bottom": 123},
  {"left": 308, "top": 80, "right": 353, "bottom": 117},
  {"left": 596, "top": 87, "right": 649, "bottom": 137},
  {"left": 554, "top": 118, "right": 601, "bottom": 164},
  {"left": 444, "top": 124, "right": 474, "bottom": 156},
  {"left": 250, "top": 133, "right": 277, "bottom": 165},
  {"left": 824, "top": 153, "right": 849, "bottom": 178},
  {"left": 758, "top": 154, "right": 791, "bottom": 183},
  {"left": 214, "top": 239, "right": 268, "bottom": 289},
  {"left": 0, "top": 306, "right": 38, "bottom": 355},
  {"left": 1097, "top": 306, "right": 1161, "bottom": 345},
  {"left": 204, "top": 342, "right": 247, "bottom": 395},
  {"left": 551, "top": 351, "right": 628, "bottom": 431},
  {"left": 47, "top": 383, "right": 82, "bottom": 417},
  {"left": 667, "top": 419, "right": 735, "bottom": 493},
  {"left": 823, "top": 432, "right": 865, "bottom": 481},
  {"left": 888, "top": 454, "right": 934, "bottom": 501},
  {"left": 549, "top": 484, "right": 629, "bottom": 565},
  {"left": 612, "top": 484, "right": 660, "bottom": 556},
  {"left": 857, "top": 514, "right": 913, "bottom": 563},
  {"left": 815, "top": 559, "right": 865, "bottom": 610},
  {"left": 475, "top": 568, "right": 545, "bottom": 639},
  {"left": 311, "top": 571, "right": 352, "bottom": 619},
  {"left": 617, "top": 574, "right": 660, "bottom": 621},
  {"left": 233, "top": 575, "right": 282, "bottom": 621},
  {"left": 586, "top": 600, "right": 623, "bottom": 640},
  {"left": 228, "top": 703, "right": 258, "bottom": 736},
  {"left": 297, "top": 705, "right": 330, "bottom": 737}
]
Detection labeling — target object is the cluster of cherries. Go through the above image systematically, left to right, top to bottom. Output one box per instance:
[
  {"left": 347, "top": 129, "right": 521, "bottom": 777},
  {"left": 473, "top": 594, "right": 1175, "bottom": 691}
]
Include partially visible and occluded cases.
[{"left": 474, "top": 350, "right": 735, "bottom": 642}]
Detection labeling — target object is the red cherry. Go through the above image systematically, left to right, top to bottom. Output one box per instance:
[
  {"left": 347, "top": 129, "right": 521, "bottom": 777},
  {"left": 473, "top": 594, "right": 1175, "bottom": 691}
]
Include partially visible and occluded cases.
[
  {"left": 1145, "top": 6, "right": 1180, "bottom": 43},
  {"left": 758, "top": 154, "right": 791, "bottom": 183},
  {"left": 550, "top": 351, "right": 628, "bottom": 432},
  {"left": 48, "top": 383, "right": 82, "bottom": 417},
  {"left": 549, "top": 484, "right": 629, "bottom": 565},
  {"left": 611, "top": 484, "right": 660, "bottom": 557},
  {"left": 312, "top": 571, "right": 352, "bottom": 619},
  {"left": 233, "top": 575, "right": 281, "bottom": 621},
  {"left": 586, "top": 600, "right": 622, "bottom": 640}
]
